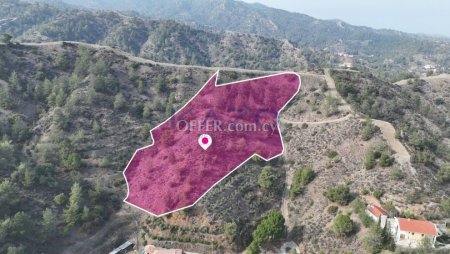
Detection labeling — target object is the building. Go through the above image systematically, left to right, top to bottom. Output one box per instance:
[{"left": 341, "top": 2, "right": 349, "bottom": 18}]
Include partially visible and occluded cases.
[
  {"left": 366, "top": 204, "right": 389, "bottom": 228},
  {"left": 390, "top": 217, "right": 439, "bottom": 248},
  {"left": 109, "top": 241, "right": 134, "bottom": 254},
  {"left": 144, "top": 245, "right": 183, "bottom": 254}
]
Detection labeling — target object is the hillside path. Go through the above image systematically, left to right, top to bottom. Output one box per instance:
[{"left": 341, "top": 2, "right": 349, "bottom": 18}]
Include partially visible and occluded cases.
[{"left": 279, "top": 69, "right": 418, "bottom": 231}]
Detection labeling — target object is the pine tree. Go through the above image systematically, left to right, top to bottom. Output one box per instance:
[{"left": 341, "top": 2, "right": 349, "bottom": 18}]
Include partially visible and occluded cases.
[
  {"left": 8, "top": 71, "right": 21, "bottom": 93},
  {"left": 0, "top": 87, "right": 13, "bottom": 109},
  {"left": 113, "top": 93, "right": 126, "bottom": 111},
  {"left": 142, "top": 106, "right": 151, "bottom": 119},
  {"left": 63, "top": 182, "right": 83, "bottom": 227},
  {"left": 41, "top": 208, "right": 56, "bottom": 241}
]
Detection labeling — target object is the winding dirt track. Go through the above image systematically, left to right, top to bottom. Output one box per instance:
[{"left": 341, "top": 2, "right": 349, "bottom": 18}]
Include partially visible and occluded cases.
[
  {"left": 17, "top": 41, "right": 321, "bottom": 77},
  {"left": 279, "top": 69, "right": 417, "bottom": 231},
  {"left": 371, "top": 120, "right": 417, "bottom": 176}
]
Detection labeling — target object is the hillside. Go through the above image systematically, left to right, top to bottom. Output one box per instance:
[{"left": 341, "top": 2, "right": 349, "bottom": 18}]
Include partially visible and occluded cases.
[
  {"left": 0, "top": 0, "right": 318, "bottom": 72},
  {"left": 2, "top": 0, "right": 449, "bottom": 82},
  {"left": 34, "top": 0, "right": 450, "bottom": 80},
  {"left": 0, "top": 40, "right": 271, "bottom": 253},
  {"left": 0, "top": 41, "right": 449, "bottom": 253}
]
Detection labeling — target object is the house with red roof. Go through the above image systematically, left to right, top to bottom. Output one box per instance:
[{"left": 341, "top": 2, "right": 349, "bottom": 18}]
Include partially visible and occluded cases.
[
  {"left": 366, "top": 204, "right": 389, "bottom": 228},
  {"left": 391, "top": 217, "right": 439, "bottom": 248}
]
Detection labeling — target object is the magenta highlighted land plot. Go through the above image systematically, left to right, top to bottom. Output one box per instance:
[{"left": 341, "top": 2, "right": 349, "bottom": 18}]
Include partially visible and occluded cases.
[{"left": 123, "top": 71, "right": 301, "bottom": 216}]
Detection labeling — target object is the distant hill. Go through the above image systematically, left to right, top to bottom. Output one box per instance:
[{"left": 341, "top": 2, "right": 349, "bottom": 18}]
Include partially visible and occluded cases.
[
  {"left": 0, "top": 0, "right": 317, "bottom": 71},
  {"left": 0, "top": 0, "right": 447, "bottom": 81},
  {"left": 21, "top": 0, "right": 450, "bottom": 81},
  {"left": 39, "top": 0, "right": 449, "bottom": 57}
]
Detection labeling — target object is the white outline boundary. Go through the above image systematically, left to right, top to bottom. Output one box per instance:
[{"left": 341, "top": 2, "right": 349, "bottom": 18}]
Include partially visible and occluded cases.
[{"left": 123, "top": 70, "right": 301, "bottom": 217}]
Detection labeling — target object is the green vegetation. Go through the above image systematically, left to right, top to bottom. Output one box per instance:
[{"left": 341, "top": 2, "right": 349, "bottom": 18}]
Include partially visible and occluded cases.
[
  {"left": 1, "top": 33, "right": 12, "bottom": 44},
  {"left": 113, "top": 93, "right": 126, "bottom": 111},
  {"left": 165, "top": 93, "right": 175, "bottom": 117},
  {"left": 323, "top": 95, "right": 339, "bottom": 116},
  {"left": 361, "top": 119, "right": 379, "bottom": 141},
  {"left": 140, "top": 124, "right": 151, "bottom": 141},
  {"left": 364, "top": 143, "right": 394, "bottom": 170},
  {"left": 364, "top": 149, "right": 376, "bottom": 170},
  {"left": 325, "top": 150, "right": 338, "bottom": 159},
  {"left": 378, "top": 153, "right": 393, "bottom": 167},
  {"left": 289, "top": 165, "right": 315, "bottom": 198},
  {"left": 437, "top": 165, "right": 450, "bottom": 183},
  {"left": 258, "top": 166, "right": 276, "bottom": 191},
  {"left": 390, "top": 166, "right": 405, "bottom": 181},
  {"left": 0, "top": 180, "right": 21, "bottom": 214},
  {"left": 63, "top": 182, "right": 83, "bottom": 228},
  {"left": 324, "top": 184, "right": 352, "bottom": 205},
  {"left": 373, "top": 189, "right": 383, "bottom": 199},
  {"left": 405, "top": 190, "right": 421, "bottom": 204},
  {"left": 54, "top": 193, "right": 66, "bottom": 206},
  {"left": 440, "top": 197, "right": 450, "bottom": 217},
  {"left": 352, "top": 198, "right": 373, "bottom": 228},
  {"left": 382, "top": 201, "right": 397, "bottom": 216},
  {"left": 327, "top": 205, "right": 338, "bottom": 215},
  {"left": 246, "top": 211, "right": 285, "bottom": 254},
  {"left": 332, "top": 213, "right": 353, "bottom": 236},
  {"left": 224, "top": 221, "right": 238, "bottom": 244},
  {"left": 363, "top": 224, "right": 394, "bottom": 253}
]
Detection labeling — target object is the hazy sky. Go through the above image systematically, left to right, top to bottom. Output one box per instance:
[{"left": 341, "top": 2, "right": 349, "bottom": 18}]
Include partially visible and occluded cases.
[{"left": 241, "top": 0, "right": 450, "bottom": 37}]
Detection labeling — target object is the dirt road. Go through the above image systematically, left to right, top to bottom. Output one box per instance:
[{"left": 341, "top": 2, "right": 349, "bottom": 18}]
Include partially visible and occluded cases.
[
  {"left": 16, "top": 41, "right": 322, "bottom": 78},
  {"left": 324, "top": 68, "right": 352, "bottom": 113},
  {"left": 371, "top": 120, "right": 417, "bottom": 177}
]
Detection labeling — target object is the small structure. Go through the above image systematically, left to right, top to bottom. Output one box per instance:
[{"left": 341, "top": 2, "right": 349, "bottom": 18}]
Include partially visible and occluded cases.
[
  {"left": 366, "top": 204, "right": 389, "bottom": 228},
  {"left": 391, "top": 217, "right": 439, "bottom": 248},
  {"left": 109, "top": 241, "right": 134, "bottom": 254},
  {"left": 144, "top": 245, "right": 183, "bottom": 254}
]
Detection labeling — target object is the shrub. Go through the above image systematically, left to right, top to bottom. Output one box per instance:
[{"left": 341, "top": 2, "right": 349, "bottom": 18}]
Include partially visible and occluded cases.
[
  {"left": 0, "top": 33, "right": 13, "bottom": 44},
  {"left": 113, "top": 93, "right": 126, "bottom": 111},
  {"left": 323, "top": 95, "right": 340, "bottom": 116},
  {"left": 92, "top": 119, "right": 102, "bottom": 133},
  {"left": 361, "top": 119, "right": 379, "bottom": 141},
  {"left": 140, "top": 124, "right": 151, "bottom": 141},
  {"left": 325, "top": 150, "right": 338, "bottom": 159},
  {"left": 364, "top": 150, "right": 376, "bottom": 170},
  {"left": 62, "top": 152, "right": 82, "bottom": 171},
  {"left": 378, "top": 153, "right": 394, "bottom": 167},
  {"left": 99, "top": 157, "right": 110, "bottom": 168},
  {"left": 290, "top": 165, "right": 315, "bottom": 198},
  {"left": 437, "top": 165, "right": 450, "bottom": 183},
  {"left": 258, "top": 166, "right": 275, "bottom": 190},
  {"left": 390, "top": 166, "right": 404, "bottom": 180},
  {"left": 0, "top": 179, "right": 21, "bottom": 214},
  {"left": 324, "top": 184, "right": 352, "bottom": 205},
  {"left": 373, "top": 189, "right": 383, "bottom": 199},
  {"left": 405, "top": 191, "right": 421, "bottom": 204},
  {"left": 54, "top": 193, "right": 66, "bottom": 206},
  {"left": 351, "top": 198, "right": 373, "bottom": 228},
  {"left": 351, "top": 198, "right": 366, "bottom": 213},
  {"left": 440, "top": 198, "right": 450, "bottom": 217},
  {"left": 383, "top": 201, "right": 398, "bottom": 216},
  {"left": 327, "top": 205, "right": 338, "bottom": 214},
  {"left": 400, "top": 211, "right": 415, "bottom": 219},
  {"left": 332, "top": 213, "right": 353, "bottom": 236},
  {"left": 224, "top": 221, "right": 238, "bottom": 244},
  {"left": 363, "top": 224, "right": 393, "bottom": 253}
]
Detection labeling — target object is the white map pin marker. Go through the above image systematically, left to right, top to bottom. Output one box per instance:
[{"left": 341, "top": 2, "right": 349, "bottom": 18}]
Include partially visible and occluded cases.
[{"left": 198, "top": 134, "right": 212, "bottom": 150}]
